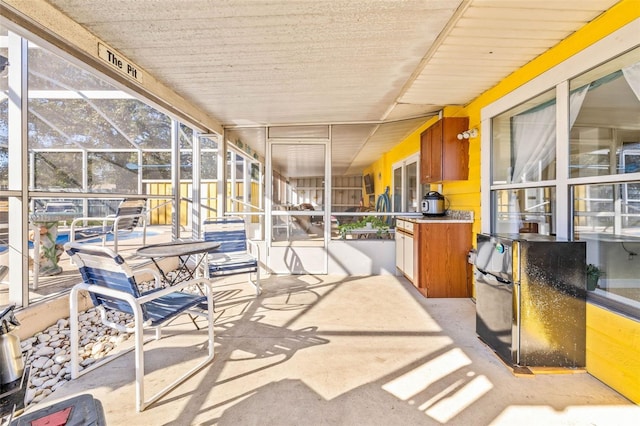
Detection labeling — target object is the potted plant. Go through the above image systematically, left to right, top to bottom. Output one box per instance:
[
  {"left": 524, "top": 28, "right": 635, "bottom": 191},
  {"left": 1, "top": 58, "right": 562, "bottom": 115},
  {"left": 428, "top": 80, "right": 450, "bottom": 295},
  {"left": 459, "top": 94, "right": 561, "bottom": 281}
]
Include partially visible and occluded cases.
[
  {"left": 338, "top": 215, "right": 390, "bottom": 239},
  {"left": 586, "top": 264, "right": 602, "bottom": 291}
]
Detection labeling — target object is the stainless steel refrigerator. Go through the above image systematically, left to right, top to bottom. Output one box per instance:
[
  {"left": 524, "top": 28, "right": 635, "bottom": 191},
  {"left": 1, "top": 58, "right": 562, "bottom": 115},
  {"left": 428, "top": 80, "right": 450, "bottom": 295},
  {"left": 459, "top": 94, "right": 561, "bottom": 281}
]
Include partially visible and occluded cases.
[{"left": 475, "top": 233, "right": 586, "bottom": 368}]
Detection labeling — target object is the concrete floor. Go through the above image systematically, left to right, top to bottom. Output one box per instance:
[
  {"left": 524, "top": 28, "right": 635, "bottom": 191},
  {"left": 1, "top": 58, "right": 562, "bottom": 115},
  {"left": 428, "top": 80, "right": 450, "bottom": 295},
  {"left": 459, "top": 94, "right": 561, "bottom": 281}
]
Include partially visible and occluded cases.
[{"left": 21, "top": 274, "right": 639, "bottom": 425}]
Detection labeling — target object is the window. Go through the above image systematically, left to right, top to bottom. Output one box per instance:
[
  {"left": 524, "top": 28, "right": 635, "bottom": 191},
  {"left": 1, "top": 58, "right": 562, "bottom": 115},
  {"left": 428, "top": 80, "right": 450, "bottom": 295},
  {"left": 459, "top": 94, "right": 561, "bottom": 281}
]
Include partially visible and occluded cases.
[
  {"left": 0, "top": 27, "right": 204, "bottom": 308},
  {"left": 28, "top": 40, "right": 173, "bottom": 192},
  {"left": 487, "top": 44, "right": 640, "bottom": 314},
  {"left": 570, "top": 48, "right": 640, "bottom": 309},
  {"left": 569, "top": 49, "right": 640, "bottom": 179},
  {"left": 490, "top": 89, "right": 557, "bottom": 234},
  {"left": 491, "top": 89, "right": 557, "bottom": 185},
  {"left": 88, "top": 152, "right": 138, "bottom": 192},
  {"left": 392, "top": 154, "right": 421, "bottom": 213},
  {"left": 492, "top": 188, "right": 555, "bottom": 235}
]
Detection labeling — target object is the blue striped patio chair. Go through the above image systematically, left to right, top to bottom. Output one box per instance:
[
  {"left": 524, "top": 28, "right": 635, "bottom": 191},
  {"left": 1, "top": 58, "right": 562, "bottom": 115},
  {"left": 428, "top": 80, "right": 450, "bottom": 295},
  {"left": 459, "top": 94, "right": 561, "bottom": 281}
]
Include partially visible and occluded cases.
[
  {"left": 203, "top": 216, "right": 261, "bottom": 295},
  {"left": 64, "top": 242, "right": 214, "bottom": 412}
]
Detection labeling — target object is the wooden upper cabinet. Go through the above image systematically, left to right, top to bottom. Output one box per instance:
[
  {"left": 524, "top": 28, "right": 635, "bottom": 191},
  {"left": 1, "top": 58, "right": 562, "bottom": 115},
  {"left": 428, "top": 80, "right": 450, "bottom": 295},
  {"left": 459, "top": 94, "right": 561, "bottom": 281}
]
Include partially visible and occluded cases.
[{"left": 420, "top": 117, "right": 469, "bottom": 183}]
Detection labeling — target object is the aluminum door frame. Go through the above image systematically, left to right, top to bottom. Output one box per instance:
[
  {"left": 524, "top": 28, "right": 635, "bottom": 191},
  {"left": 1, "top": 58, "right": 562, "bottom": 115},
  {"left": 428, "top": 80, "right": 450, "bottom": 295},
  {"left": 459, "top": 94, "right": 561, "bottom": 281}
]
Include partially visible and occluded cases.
[{"left": 265, "top": 137, "right": 330, "bottom": 274}]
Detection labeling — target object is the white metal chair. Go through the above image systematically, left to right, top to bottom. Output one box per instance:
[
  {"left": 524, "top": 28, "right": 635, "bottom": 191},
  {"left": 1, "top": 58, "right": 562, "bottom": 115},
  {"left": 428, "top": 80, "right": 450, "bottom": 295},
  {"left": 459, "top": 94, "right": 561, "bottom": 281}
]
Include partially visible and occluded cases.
[
  {"left": 69, "top": 199, "right": 148, "bottom": 252},
  {"left": 203, "top": 216, "right": 261, "bottom": 295},
  {"left": 65, "top": 242, "right": 215, "bottom": 412}
]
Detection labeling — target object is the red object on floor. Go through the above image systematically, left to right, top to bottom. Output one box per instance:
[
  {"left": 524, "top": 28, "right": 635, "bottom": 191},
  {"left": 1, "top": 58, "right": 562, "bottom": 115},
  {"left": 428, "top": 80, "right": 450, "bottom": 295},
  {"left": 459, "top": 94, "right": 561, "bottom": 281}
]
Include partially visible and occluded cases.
[
  {"left": 10, "top": 394, "right": 103, "bottom": 426},
  {"left": 29, "top": 406, "right": 72, "bottom": 426}
]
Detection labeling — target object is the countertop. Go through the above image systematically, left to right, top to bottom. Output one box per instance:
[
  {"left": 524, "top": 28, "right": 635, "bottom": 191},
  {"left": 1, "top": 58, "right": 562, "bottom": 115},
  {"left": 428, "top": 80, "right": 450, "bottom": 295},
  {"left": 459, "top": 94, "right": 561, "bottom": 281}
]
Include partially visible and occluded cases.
[{"left": 398, "top": 210, "right": 474, "bottom": 224}]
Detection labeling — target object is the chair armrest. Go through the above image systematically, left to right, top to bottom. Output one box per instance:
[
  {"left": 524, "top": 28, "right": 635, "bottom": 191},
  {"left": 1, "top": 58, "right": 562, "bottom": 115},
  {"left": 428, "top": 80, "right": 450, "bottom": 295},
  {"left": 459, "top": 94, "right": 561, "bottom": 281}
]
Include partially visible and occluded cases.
[
  {"left": 112, "top": 213, "right": 147, "bottom": 230},
  {"left": 70, "top": 216, "right": 115, "bottom": 230},
  {"left": 137, "top": 277, "right": 212, "bottom": 304}
]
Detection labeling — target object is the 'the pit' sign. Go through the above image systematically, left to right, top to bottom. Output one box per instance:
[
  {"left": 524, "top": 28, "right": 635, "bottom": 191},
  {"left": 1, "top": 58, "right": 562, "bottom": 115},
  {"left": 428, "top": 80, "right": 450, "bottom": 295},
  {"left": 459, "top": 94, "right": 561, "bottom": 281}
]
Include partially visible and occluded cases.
[{"left": 98, "top": 43, "right": 143, "bottom": 84}]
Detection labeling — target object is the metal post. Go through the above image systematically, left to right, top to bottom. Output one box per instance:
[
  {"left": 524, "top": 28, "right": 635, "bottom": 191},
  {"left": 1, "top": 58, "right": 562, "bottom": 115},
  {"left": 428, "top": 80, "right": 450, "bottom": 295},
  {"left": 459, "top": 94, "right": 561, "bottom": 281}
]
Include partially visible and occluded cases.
[
  {"left": 7, "top": 33, "right": 29, "bottom": 306},
  {"left": 171, "top": 120, "right": 180, "bottom": 239},
  {"left": 217, "top": 130, "right": 227, "bottom": 218},
  {"left": 192, "top": 132, "right": 202, "bottom": 239}
]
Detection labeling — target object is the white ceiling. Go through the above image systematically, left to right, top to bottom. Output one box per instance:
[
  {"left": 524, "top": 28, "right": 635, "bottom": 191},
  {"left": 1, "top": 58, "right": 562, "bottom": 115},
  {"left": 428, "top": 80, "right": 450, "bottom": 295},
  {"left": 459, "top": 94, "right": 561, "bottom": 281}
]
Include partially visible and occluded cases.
[{"left": 43, "top": 0, "right": 621, "bottom": 177}]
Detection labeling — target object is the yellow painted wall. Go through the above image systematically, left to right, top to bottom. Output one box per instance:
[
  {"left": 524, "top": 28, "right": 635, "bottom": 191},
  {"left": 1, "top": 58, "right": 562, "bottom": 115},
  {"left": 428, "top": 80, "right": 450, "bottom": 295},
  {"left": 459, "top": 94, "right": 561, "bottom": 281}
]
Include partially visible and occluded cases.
[
  {"left": 368, "top": 0, "right": 640, "bottom": 402},
  {"left": 363, "top": 116, "right": 436, "bottom": 208},
  {"left": 587, "top": 304, "right": 640, "bottom": 403}
]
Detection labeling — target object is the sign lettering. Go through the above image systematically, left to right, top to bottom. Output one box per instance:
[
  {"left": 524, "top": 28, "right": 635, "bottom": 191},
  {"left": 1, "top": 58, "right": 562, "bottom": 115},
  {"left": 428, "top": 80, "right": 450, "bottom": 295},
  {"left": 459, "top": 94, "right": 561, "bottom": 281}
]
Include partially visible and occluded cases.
[{"left": 98, "top": 43, "right": 143, "bottom": 83}]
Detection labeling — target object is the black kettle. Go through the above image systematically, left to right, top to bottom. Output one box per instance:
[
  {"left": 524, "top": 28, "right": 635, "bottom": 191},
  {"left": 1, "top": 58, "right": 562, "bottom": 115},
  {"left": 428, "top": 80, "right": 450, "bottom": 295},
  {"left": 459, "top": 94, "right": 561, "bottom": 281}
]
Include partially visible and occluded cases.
[{"left": 421, "top": 191, "right": 446, "bottom": 216}]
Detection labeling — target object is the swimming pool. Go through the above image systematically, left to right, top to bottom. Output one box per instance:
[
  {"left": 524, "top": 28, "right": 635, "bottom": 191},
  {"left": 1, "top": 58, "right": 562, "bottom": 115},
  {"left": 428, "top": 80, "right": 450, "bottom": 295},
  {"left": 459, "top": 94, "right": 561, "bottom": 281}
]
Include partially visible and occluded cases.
[{"left": 27, "top": 229, "right": 157, "bottom": 249}]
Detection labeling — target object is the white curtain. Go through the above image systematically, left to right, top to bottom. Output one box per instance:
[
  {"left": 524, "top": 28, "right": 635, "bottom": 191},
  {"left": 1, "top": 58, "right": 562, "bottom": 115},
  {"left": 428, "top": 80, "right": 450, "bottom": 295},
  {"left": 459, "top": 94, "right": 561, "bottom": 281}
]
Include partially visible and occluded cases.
[
  {"left": 622, "top": 61, "right": 640, "bottom": 101},
  {"left": 504, "top": 87, "right": 589, "bottom": 232},
  {"left": 510, "top": 87, "right": 589, "bottom": 184},
  {"left": 510, "top": 104, "right": 555, "bottom": 184}
]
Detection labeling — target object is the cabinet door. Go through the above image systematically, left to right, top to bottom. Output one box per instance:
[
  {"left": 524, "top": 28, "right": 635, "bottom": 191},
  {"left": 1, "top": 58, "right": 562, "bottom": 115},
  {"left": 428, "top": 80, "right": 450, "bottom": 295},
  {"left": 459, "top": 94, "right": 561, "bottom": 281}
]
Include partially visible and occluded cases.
[
  {"left": 420, "top": 117, "right": 469, "bottom": 183},
  {"left": 441, "top": 117, "right": 469, "bottom": 181},
  {"left": 428, "top": 120, "right": 443, "bottom": 182},
  {"left": 420, "top": 122, "right": 442, "bottom": 183},
  {"left": 420, "top": 128, "right": 431, "bottom": 184},
  {"left": 416, "top": 222, "right": 471, "bottom": 298},
  {"left": 395, "top": 228, "right": 404, "bottom": 275},
  {"left": 404, "top": 233, "right": 414, "bottom": 282}
]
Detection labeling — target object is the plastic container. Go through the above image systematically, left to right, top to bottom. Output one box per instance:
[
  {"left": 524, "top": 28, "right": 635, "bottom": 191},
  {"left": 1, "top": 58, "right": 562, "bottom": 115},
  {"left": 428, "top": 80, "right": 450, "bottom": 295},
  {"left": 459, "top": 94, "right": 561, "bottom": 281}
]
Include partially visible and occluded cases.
[{"left": 0, "top": 305, "right": 24, "bottom": 384}]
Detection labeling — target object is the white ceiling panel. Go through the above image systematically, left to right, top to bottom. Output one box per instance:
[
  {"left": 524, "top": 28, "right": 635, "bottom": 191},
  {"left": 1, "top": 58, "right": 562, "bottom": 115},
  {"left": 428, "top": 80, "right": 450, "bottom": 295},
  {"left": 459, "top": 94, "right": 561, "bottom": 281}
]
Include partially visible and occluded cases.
[
  {"left": 38, "top": 0, "right": 621, "bottom": 176},
  {"left": 400, "top": 0, "right": 621, "bottom": 109}
]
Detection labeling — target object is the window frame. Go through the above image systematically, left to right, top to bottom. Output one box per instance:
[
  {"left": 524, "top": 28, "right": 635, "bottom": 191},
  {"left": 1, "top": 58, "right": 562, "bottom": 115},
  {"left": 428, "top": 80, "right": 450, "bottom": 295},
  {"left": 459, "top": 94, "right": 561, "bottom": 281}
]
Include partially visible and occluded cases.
[
  {"left": 481, "top": 20, "right": 640, "bottom": 318},
  {"left": 391, "top": 153, "right": 421, "bottom": 213}
]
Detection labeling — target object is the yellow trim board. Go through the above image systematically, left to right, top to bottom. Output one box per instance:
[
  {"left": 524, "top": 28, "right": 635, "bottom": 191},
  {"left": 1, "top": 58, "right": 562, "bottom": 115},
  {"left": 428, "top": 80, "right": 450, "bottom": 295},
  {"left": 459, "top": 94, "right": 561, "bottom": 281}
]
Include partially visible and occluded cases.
[{"left": 527, "top": 366, "right": 587, "bottom": 375}]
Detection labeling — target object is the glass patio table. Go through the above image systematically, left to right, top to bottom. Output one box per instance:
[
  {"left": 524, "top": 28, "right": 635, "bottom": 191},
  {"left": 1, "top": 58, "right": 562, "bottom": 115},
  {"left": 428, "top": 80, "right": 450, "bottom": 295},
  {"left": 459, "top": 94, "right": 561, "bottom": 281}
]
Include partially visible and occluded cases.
[{"left": 136, "top": 239, "right": 220, "bottom": 286}]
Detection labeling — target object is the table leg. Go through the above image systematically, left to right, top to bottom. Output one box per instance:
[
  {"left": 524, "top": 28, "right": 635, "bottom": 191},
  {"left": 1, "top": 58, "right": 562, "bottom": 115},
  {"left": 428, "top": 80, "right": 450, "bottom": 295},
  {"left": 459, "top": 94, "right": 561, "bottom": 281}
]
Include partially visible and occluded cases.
[
  {"left": 37, "top": 222, "right": 63, "bottom": 276},
  {"left": 151, "top": 255, "right": 199, "bottom": 288},
  {"left": 175, "top": 255, "right": 204, "bottom": 330},
  {"left": 150, "top": 258, "right": 170, "bottom": 285}
]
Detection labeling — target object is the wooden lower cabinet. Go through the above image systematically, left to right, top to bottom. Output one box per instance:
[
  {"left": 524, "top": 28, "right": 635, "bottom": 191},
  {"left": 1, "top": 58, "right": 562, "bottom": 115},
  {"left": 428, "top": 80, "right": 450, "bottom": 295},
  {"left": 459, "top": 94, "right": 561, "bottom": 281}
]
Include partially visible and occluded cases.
[{"left": 413, "top": 222, "right": 472, "bottom": 298}]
